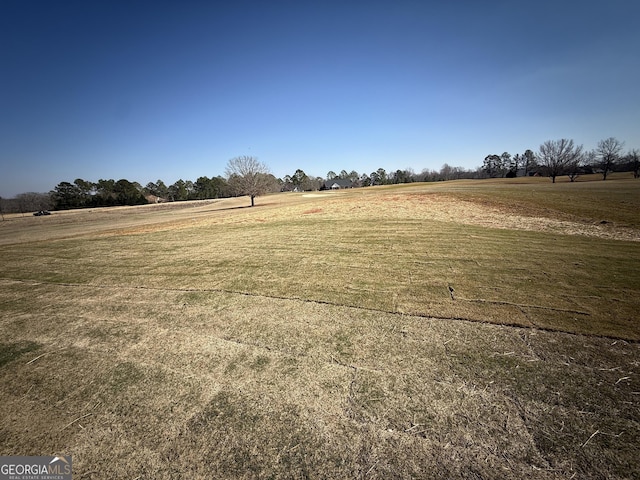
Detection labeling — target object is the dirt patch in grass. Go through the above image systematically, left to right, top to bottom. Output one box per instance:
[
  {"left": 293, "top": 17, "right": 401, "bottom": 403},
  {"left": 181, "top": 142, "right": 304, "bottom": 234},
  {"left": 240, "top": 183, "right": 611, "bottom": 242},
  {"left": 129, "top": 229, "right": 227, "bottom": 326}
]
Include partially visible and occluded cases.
[{"left": 302, "top": 207, "right": 324, "bottom": 215}]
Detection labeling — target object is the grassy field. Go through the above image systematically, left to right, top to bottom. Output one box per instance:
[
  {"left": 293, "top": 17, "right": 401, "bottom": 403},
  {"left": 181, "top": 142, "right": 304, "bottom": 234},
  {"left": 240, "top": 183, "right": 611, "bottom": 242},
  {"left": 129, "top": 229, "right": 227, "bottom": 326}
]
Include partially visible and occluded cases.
[{"left": 1, "top": 175, "right": 639, "bottom": 478}]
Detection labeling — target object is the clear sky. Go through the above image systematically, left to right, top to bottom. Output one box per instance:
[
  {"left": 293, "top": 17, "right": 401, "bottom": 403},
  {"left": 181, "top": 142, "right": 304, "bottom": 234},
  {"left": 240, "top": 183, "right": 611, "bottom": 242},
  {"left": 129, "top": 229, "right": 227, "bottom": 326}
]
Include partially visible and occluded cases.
[{"left": 1, "top": 0, "right": 639, "bottom": 197}]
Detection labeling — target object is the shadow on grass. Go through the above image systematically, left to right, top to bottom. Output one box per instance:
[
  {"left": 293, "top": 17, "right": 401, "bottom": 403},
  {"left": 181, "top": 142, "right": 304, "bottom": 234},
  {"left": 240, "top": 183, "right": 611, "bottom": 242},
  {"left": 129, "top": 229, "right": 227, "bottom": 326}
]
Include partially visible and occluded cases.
[{"left": 0, "top": 341, "right": 42, "bottom": 368}]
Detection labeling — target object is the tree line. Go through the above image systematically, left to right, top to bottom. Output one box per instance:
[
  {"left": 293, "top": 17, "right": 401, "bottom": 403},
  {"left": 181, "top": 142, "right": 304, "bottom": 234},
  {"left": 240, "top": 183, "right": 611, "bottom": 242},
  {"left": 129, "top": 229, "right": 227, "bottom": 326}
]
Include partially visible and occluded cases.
[
  {"left": 1, "top": 137, "right": 637, "bottom": 215},
  {"left": 482, "top": 137, "right": 639, "bottom": 183}
]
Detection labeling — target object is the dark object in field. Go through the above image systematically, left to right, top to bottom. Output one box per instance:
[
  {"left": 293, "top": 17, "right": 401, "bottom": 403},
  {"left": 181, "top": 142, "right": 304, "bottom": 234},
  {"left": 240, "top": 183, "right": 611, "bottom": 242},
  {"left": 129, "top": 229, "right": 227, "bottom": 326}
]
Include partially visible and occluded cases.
[{"left": 33, "top": 210, "right": 51, "bottom": 216}]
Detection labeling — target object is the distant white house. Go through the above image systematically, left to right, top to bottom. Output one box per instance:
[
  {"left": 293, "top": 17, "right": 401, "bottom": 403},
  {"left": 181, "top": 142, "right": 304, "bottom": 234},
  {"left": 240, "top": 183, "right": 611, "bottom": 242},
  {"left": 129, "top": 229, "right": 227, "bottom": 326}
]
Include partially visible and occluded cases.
[{"left": 323, "top": 179, "right": 353, "bottom": 190}]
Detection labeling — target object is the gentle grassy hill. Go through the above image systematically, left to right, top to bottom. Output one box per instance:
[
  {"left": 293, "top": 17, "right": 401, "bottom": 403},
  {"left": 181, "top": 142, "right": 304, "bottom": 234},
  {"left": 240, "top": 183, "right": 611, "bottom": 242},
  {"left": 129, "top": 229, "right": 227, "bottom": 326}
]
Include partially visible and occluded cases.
[{"left": 1, "top": 176, "right": 638, "bottom": 478}]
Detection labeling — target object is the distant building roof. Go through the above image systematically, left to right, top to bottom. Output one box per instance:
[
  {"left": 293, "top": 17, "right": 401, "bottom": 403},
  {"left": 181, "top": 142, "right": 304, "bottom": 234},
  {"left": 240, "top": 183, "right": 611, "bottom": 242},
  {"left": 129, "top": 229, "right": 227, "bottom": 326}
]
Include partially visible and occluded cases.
[{"left": 323, "top": 179, "right": 352, "bottom": 189}]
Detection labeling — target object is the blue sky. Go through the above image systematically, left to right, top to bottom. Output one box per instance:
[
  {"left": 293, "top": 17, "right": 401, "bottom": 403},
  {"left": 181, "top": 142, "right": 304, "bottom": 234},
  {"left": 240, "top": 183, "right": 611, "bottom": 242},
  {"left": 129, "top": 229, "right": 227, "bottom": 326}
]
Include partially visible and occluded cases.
[{"left": 1, "top": 0, "right": 639, "bottom": 197}]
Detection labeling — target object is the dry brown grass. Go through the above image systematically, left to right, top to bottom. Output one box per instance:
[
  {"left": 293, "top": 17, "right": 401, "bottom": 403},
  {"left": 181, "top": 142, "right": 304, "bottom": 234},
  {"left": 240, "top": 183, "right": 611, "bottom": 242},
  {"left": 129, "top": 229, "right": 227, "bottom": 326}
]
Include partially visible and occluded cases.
[{"left": 1, "top": 177, "right": 639, "bottom": 478}]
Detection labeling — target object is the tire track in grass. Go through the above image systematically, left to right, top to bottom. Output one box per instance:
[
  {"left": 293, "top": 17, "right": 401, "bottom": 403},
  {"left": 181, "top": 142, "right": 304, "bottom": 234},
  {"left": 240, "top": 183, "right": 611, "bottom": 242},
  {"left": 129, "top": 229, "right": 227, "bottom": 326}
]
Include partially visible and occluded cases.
[{"left": 2, "top": 277, "right": 631, "bottom": 342}]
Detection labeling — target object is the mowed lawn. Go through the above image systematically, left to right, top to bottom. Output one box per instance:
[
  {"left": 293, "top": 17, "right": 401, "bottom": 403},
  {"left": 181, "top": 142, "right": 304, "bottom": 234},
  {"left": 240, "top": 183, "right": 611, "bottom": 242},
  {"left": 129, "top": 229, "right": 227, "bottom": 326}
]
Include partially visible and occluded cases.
[{"left": 1, "top": 176, "right": 639, "bottom": 478}]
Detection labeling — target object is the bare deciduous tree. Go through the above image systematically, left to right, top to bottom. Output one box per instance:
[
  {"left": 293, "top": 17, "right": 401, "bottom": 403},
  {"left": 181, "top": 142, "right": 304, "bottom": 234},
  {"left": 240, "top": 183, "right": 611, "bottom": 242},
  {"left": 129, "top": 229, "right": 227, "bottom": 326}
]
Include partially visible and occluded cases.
[
  {"left": 595, "top": 137, "right": 624, "bottom": 180},
  {"left": 538, "top": 139, "right": 583, "bottom": 183},
  {"left": 225, "top": 156, "right": 272, "bottom": 207},
  {"left": 566, "top": 156, "right": 583, "bottom": 182},
  {"left": 16, "top": 192, "right": 52, "bottom": 213}
]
